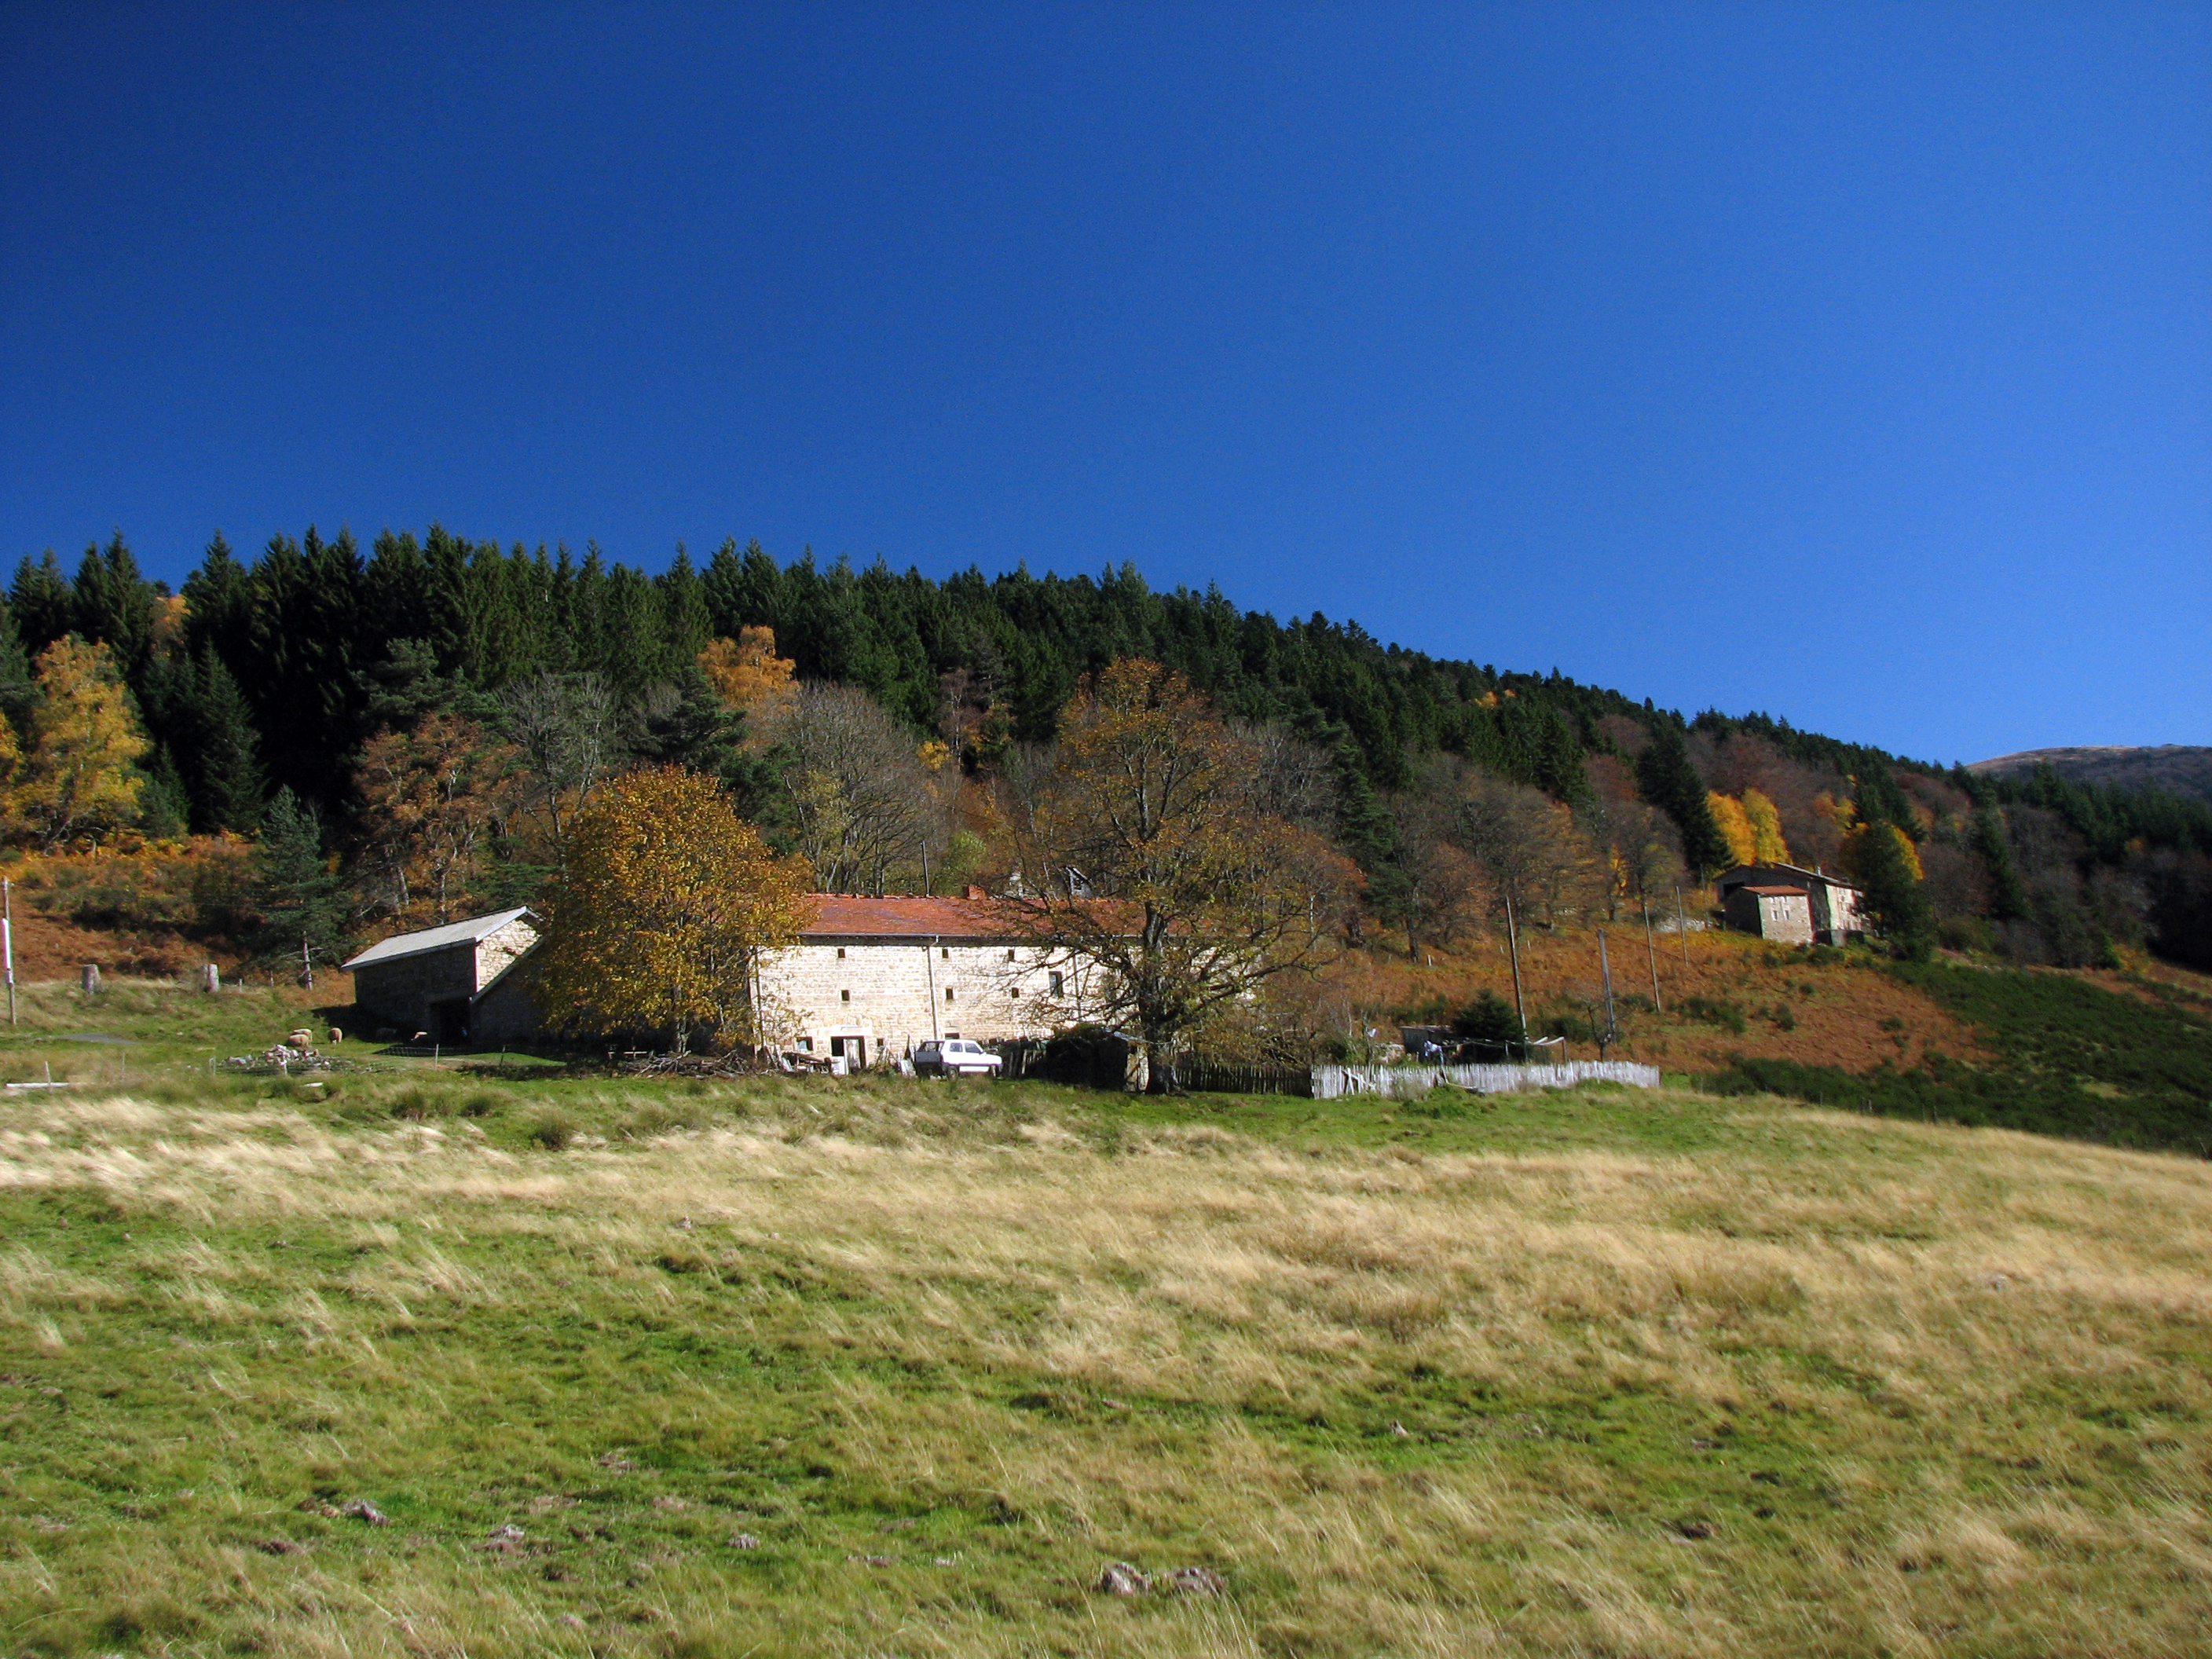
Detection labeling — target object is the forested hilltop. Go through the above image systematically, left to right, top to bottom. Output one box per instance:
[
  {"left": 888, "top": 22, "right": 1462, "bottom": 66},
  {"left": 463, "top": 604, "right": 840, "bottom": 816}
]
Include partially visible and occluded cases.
[{"left": 2, "top": 526, "right": 2208, "bottom": 976}]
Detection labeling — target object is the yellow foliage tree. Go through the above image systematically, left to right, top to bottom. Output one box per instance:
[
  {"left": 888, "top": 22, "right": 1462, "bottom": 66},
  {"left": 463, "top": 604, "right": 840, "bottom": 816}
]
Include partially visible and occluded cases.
[
  {"left": 698, "top": 627, "right": 797, "bottom": 745},
  {"left": 12, "top": 638, "right": 148, "bottom": 848},
  {"left": 530, "top": 767, "right": 812, "bottom": 1052},
  {"left": 1741, "top": 788, "right": 1791, "bottom": 862},
  {"left": 1706, "top": 792, "right": 1759, "bottom": 868},
  {"left": 1842, "top": 821, "right": 1925, "bottom": 883}
]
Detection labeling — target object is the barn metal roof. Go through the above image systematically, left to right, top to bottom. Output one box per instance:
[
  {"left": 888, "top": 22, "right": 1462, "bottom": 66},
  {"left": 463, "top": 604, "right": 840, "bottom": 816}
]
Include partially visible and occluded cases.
[{"left": 341, "top": 908, "right": 537, "bottom": 971}]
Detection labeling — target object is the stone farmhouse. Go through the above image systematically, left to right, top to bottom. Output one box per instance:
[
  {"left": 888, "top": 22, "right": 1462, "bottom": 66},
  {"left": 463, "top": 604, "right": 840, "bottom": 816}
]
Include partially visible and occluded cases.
[
  {"left": 1714, "top": 862, "right": 1866, "bottom": 946},
  {"left": 340, "top": 895, "right": 1083, "bottom": 1064},
  {"left": 759, "top": 895, "right": 1081, "bottom": 1068}
]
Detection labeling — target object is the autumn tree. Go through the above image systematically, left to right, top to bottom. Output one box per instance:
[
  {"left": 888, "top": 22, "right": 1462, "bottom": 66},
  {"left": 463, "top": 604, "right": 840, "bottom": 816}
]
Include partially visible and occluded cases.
[
  {"left": 698, "top": 627, "right": 797, "bottom": 742},
  {"left": 12, "top": 637, "right": 149, "bottom": 847},
  {"left": 1007, "top": 660, "right": 1354, "bottom": 1091},
  {"left": 501, "top": 671, "right": 617, "bottom": 880},
  {"left": 760, "top": 681, "right": 939, "bottom": 895},
  {"left": 356, "top": 712, "right": 521, "bottom": 927},
  {"left": 1389, "top": 764, "right": 1486, "bottom": 955},
  {"left": 529, "top": 767, "right": 812, "bottom": 1051},
  {"left": 1451, "top": 772, "right": 1601, "bottom": 928},
  {"left": 1741, "top": 787, "right": 1790, "bottom": 862},
  {"left": 1707, "top": 792, "right": 1759, "bottom": 868}
]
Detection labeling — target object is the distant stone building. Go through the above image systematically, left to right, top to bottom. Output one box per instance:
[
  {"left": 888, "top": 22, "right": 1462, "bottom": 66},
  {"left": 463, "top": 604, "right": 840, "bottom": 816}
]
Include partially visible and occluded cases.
[
  {"left": 1714, "top": 863, "right": 1865, "bottom": 945},
  {"left": 1722, "top": 884, "right": 1815, "bottom": 944},
  {"left": 339, "top": 895, "right": 1087, "bottom": 1062},
  {"left": 763, "top": 895, "right": 1083, "bottom": 1068},
  {"left": 341, "top": 908, "right": 541, "bottom": 1046}
]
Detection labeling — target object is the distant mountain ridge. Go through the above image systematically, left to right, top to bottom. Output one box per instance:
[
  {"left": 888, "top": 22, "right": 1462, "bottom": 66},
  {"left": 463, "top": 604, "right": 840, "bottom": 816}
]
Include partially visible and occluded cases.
[{"left": 1968, "top": 745, "right": 2212, "bottom": 804}]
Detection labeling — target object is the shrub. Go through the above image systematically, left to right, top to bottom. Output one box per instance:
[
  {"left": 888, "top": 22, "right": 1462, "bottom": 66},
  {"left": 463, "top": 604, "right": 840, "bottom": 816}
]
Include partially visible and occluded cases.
[
  {"left": 1679, "top": 996, "right": 1748, "bottom": 1035},
  {"left": 529, "top": 1109, "right": 579, "bottom": 1151}
]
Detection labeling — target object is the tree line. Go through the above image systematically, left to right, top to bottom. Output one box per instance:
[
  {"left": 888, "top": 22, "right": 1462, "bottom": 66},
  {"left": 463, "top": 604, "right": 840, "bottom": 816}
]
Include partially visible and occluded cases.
[{"left": 4, "top": 526, "right": 2207, "bottom": 975}]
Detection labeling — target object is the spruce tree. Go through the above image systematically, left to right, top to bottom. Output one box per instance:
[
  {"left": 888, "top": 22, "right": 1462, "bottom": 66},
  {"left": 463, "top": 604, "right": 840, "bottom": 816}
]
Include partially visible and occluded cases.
[
  {"left": 8, "top": 551, "right": 74, "bottom": 657},
  {"left": 192, "top": 650, "right": 266, "bottom": 833},
  {"left": 1636, "top": 723, "right": 1731, "bottom": 874},
  {"left": 254, "top": 788, "right": 349, "bottom": 976},
  {"left": 1968, "top": 808, "right": 2029, "bottom": 922},
  {"left": 1854, "top": 821, "right": 1936, "bottom": 961}
]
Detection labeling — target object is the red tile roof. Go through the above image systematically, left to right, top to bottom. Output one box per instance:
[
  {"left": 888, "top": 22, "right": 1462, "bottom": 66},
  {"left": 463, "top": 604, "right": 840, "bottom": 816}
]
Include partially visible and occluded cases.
[{"left": 801, "top": 895, "right": 1027, "bottom": 939}]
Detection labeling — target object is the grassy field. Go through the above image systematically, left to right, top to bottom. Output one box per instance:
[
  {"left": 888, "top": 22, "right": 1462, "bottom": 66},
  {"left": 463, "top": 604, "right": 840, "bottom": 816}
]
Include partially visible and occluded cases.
[{"left": 2, "top": 985, "right": 2212, "bottom": 1657}]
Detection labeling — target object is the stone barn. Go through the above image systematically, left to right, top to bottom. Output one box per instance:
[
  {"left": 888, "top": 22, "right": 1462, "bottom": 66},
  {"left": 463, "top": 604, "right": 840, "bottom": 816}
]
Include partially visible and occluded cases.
[{"left": 342, "top": 908, "right": 541, "bottom": 1045}]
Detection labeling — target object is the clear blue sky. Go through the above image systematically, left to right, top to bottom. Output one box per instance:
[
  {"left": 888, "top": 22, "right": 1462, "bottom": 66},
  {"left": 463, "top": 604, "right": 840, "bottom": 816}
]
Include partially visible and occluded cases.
[{"left": 4, "top": 4, "right": 2206, "bottom": 765}]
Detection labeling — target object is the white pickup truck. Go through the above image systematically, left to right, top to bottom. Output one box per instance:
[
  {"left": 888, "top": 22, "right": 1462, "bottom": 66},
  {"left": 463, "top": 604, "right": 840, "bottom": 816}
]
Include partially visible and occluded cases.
[{"left": 912, "top": 1038, "right": 1002, "bottom": 1078}]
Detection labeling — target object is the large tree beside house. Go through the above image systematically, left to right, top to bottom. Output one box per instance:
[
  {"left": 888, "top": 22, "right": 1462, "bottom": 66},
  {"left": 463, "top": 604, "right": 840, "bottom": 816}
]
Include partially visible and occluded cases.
[
  {"left": 1007, "top": 658, "right": 1354, "bottom": 1091},
  {"left": 529, "top": 766, "right": 812, "bottom": 1051}
]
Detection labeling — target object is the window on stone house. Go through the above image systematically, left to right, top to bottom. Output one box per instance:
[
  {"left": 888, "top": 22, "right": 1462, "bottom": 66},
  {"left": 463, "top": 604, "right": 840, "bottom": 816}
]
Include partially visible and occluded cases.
[
  {"left": 837, "top": 947, "right": 845, "bottom": 958},
  {"left": 940, "top": 947, "right": 950, "bottom": 960},
  {"left": 1005, "top": 949, "right": 1015, "bottom": 961},
  {"left": 1049, "top": 972, "right": 1064, "bottom": 997},
  {"left": 945, "top": 987, "right": 954, "bottom": 1003},
  {"left": 840, "top": 989, "right": 850, "bottom": 1002}
]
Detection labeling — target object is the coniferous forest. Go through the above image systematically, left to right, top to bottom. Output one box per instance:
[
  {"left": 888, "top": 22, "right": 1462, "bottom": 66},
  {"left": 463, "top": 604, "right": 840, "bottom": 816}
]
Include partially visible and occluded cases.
[{"left": 3, "top": 526, "right": 2208, "bottom": 975}]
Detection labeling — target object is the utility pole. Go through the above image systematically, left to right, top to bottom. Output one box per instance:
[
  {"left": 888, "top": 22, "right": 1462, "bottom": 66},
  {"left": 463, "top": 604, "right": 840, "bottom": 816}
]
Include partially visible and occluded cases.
[
  {"left": 3, "top": 877, "right": 14, "bottom": 1028},
  {"left": 1641, "top": 887, "right": 1662, "bottom": 1012},
  {"left": 1504, "top": 895, "right": 1527, "bottom": 1062},
  {"left": 1598, "top": 929, "right": 1618, "bottom": 1057}
]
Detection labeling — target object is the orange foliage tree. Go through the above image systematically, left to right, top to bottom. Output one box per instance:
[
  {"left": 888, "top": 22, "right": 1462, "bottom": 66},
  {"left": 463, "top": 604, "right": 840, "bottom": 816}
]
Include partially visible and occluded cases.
[
  {"left": 698, "top": 627, "right": 797, "bottom": 743},
  {"left": 357, "top": 714, "right": 520, "bottom": 927},
  {"left": 529, "top": 767, "right": 812, "bottom": 1051}
]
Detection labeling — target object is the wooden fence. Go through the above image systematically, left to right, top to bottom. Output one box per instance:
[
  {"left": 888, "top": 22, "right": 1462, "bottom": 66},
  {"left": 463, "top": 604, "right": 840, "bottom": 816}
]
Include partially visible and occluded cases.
[{"left": 1311, "top": 1060, "right": 1660, "bottom": 1100}]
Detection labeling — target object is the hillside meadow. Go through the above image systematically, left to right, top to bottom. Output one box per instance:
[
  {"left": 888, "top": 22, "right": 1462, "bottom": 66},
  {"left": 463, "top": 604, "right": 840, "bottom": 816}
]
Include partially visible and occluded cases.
[{"left": 1, "top": 997, "right": 2210, "bottom": 1657}]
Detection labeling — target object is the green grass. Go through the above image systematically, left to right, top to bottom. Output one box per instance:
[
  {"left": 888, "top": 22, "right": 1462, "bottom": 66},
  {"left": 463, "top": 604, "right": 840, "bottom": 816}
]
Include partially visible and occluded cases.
[
  {"left": 1710, "top": 961, "right": 2212, "bottom": 1152},
  {"left": 2, "top": 983, "right": 2212, "bottom": 1655}
]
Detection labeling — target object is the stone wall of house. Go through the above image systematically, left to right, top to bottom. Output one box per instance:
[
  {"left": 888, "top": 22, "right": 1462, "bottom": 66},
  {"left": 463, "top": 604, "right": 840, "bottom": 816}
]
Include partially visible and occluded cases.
[
  {"left": 1756, "top": 891, "right": 1815, "bottom": 945},
  {"left": 474, "top": 918, "right": 539, "bottom": 989},
  {"left": 761, "top": 939, "right": 1090, "bottom": 1065},
  {"left": 353, "top": 944, "right": 478, "bottom": 1035},
  {"left": 473, "top": 966, "right": 542, "bottom": 1046}
]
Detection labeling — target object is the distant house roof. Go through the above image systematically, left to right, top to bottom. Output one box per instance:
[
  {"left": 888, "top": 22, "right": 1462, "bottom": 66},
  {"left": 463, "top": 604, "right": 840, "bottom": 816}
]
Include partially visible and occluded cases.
[
  {"left": 1716, "top": 862, "right": 1862, "bottom": 894},
  {"left": 1742, "top": 885, "right": 1809, "bottom": 897},
  {"left": 802, "top": 895, "right": 1027, "bottom": 940},
  {"left": 342, "top": 908, "right": 537, "bottom": 972}
]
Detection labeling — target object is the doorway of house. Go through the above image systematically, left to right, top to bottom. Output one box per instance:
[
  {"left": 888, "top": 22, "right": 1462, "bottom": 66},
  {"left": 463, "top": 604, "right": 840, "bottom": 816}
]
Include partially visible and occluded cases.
[{"left": 827, "top": 1035, "right": 867, "bottom": 1069}]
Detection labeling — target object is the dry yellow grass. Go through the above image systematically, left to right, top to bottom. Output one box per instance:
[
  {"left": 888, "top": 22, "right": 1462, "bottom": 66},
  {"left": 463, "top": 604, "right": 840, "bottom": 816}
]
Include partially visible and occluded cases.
[{"left": 2, "top": 1078, "right": 2210, "bottom": 1656}]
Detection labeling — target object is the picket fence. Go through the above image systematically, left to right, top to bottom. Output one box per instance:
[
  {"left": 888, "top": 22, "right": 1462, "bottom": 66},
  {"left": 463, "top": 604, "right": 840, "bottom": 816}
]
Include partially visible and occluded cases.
[{"left": 1310, "top": 1060, "right": 1660, "bottom": 1101}]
